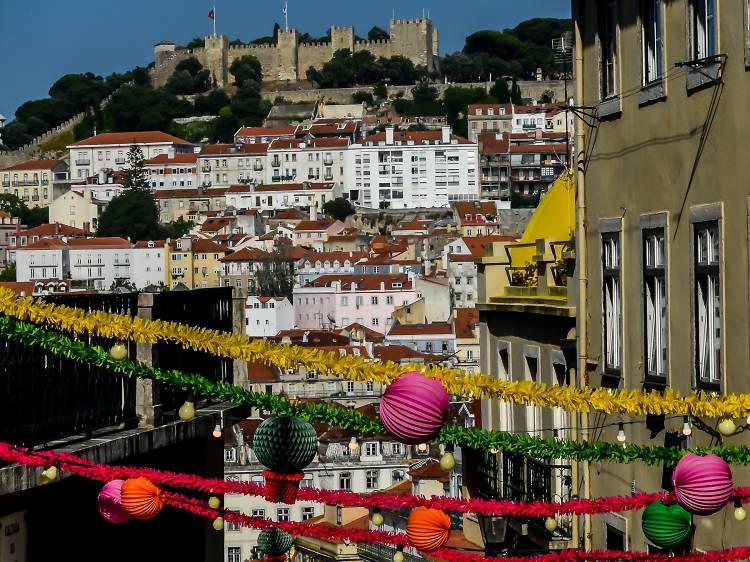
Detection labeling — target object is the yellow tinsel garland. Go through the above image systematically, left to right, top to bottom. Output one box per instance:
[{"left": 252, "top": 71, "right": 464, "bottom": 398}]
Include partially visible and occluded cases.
[{"left": 0, "top": 287, "right": 746, "bottom": 418}]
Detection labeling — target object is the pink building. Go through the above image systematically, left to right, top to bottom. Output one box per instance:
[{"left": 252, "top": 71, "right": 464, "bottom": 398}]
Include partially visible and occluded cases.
[
  {"left": 292, "top": 218, "right": 345, "bottom": 248},
  {"left": 293, "top": 273, "right": 418, "bottom": 331}
]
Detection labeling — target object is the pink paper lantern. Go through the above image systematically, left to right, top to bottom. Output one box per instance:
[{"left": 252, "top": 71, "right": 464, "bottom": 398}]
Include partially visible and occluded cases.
[
  {"left": 380, "top": 371, "right": 450, "bottom": 445},
  {"left": 672, "top": 453, "right": 733, "bottom": 516},
  {"left": 98, "top": 479, "right": 132, "bottom": 524}
]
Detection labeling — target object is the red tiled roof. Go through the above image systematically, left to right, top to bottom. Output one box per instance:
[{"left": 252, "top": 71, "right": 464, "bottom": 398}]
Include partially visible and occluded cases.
[
  {"left": 467, "top": 103, "right": 513, "bottom": 117},
  {"left": 301, "top": 122, "right": 358, "bottom": 135},
  {"left": 235, "top": 126, "right": 297, "bottom": 138},
  {"left": 365, "top": 130, "right": 472, "bottom": 145},
  {"left": 69, "top": 131, "right": 192, "bottom": 146},
  {"left": 479, "top": 132, "right": 510, "bottom": 154},
  {"left": 200, "top": 143, "right": 269, "bottom": 156},
  {"left": 510, "top": 143, "right": 568, "bottom": 154},
  {"left": 144, "top": 153, "right": 198, "bottom": 165},
  {"left": 1, "top": 159, "right": 64, "bottom": 171},
  {"left": 254, "top": 182, "right": 335, "bottom": 193},
  {"left": 152, "top": 188, "right": 228, "bottom": 199},
  {"left": 454, "top": 201, "right": 498, "bottom": 220},
  {"left": 271, "top": 208, "right": 308, "bottom": 221},
  {"left": 200, "top": 218, "right": 232, "bottom": 232},
  {"left": 294, "top": 219, "right": 339, "bottom": 232},
  {"left": 20, "top": 223, "right": 87, "bottom": 237},
  {"left": 449, "top": 235, "right": 515, "bottom": 261},
  {"left": 67, "top": 237, "right": 131, "bottom": 248},
  {"left": 189, "top": 238, "right": 225, "bottom": 253},
  {"left": 133, "top": 240, "right": 167, "bottom": 248},
  {"left": 301, "top": 250, "right": 366, "bottom": 264},
  {"left": 308, "top": 274, "right": 412, "bottom": 291},
  {"left": 0, "top": 282, "right": 36, "bottom": 294},
  {"left": 454, "top": 308, "right": 479, "bottom": 339},
  {"left": 341, "top": 322, "right": 385, "bottom": 343},
  {"left": 388, "top": 322, "right": 453, "bottom": 336},
  {"left": 270, "top": 329, "right": 350, "bottom": 346},
  {"left": 372, "top": 344, "right": 450, "bottom": 364},
  {"left": 246, "top": 362, "right": 280, "bottom": 383},
  {"left": 408, "top": 459, "right": 449, "bottom": 483}
]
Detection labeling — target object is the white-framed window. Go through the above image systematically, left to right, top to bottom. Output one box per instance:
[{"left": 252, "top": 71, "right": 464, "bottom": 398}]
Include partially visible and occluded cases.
[
  {"left": 599, "top": 0, "right": 619, "bottom": 99},
  {"left": 642, "top": 0, "right": 664, "bottom": 84},
  {"left": 690, "top": 0, "right": 717, "bottom": 60},
  {"left": 694, "top": 221, "right": 721, "bottom": 386},
  {"left": 643, "top": 228, "right": 667, "bottom": 380},
  {"left": 602, "top": 232, "right": 622, "bottom": 376},
  {"left": 523, "top": 350, "right": 542, "bottom": 433},
  {"left": 346, "top": 381, "right": 355, "bottom": 394},
  {"left": 364, "top": 442, "right": 379, "bottom": 456},
  {"left": 391, "top": 443, "right": 403, "bottom": 456},
  {"left": 224, "top": 448, "right": 236, "bottom": 462},
  {"left": 392, "top": 469, "right": 405, "bottom": 482},
  {"left": 366, "top": 470, "right": 379, "bottom": 490},
  {"left": 339, "top": 472, "right": 351, "bottom": 490},
  {"left": 302, "top": 507, "right": 315, "bottom": 520},
  {"left": 276, "top": 508, "right": 290, "bottom": 522},
  {"left": 251, "top": 509, "right": 265, "bottom": 518},
  {"left": 227, "top": 521, "right": 241, "bottom": 532},
  {"left": 227, "top": 547, "right": 242, "bottom": 562}
]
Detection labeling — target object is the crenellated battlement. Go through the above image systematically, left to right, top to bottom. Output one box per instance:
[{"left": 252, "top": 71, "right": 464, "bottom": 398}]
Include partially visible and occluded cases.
[{"left": 152, "top": 18, "right": 438, "bottom": 87}]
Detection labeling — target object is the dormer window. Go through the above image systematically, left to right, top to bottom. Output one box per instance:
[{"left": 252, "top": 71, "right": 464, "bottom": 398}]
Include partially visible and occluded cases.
[
  {"left": 475, "top": 108, "right": 481, "bottom": 116},
  {"left": 488, "top": 108, "right": 495, "bottom": 116},
  {"left": 465, "top": 214, "right": 472, "bottom": 222},
  {"left": 392, "top": 282, "right": 403, "bottom": 288}
]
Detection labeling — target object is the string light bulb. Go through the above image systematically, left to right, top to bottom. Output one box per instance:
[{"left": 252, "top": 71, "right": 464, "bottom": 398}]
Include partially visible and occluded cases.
[
  {"left": 110, "top": 342, "right": 128, "bottom": 361},
  {"left": 178, "top": 400, "right": 196, "bottom": 421},
  {"left": 746, "top": 414, "right": 750, "bottom": 426},
  {"left": 682, "top": 417, "right": 692, "bottom": 437},
  {"left": 719, "top": 419, "right": 737, "bottom": 437},
  {"left": 212, "top": 423, "right": 222, "bottom": 438},
  {"left": 616, "top": 423, "right": 626, "bottom": 443},
  {"left": 348, "top": 437, "right": 359, "bottom": 451},
  {"left": 417, "top": 443, "right": 428, "bottom": 452},
  {"left": 440, "top": 449, "right": 456, "bottom": 472},
  {"left": 40, "top": 466, "right": 58, "bottom": 483},
  {"left": 208, "top": 496, "right": 221, "bottom": 509},
  {"left": 735, "top": 498, "right": 747, "bottom": 521},
  {"left": 371, "top": 508, "right": 384, "bottom": 527},
  {"left": 212, "top": 516, "right": 224, "bottom": 531},
  {"left": 544, "top": 516, "right": 558, "bottom": 532},
  {"left": 393, "top": 546, "right": 405, "bottom": 562}
]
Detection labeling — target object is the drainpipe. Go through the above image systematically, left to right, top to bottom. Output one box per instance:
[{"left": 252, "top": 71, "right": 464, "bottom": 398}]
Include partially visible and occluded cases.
[{"left": 573, "top": 0, "right": 592, "bottom": 551}]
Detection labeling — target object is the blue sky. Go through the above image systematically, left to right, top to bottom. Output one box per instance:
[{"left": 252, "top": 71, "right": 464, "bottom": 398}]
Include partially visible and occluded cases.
[{"left": 0, "top": 1, "right": 570, "bottom": 120}]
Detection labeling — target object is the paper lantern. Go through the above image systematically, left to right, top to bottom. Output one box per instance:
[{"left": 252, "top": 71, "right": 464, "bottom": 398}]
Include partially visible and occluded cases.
[
  {"left": 380, "top": 371, "right": 450, "bottom": 445},
  {"left": 253, "top": 416, "right": 318, "bottom": 503},
  {"left": 672, "top": 453, "right": 733, "bottom": 516},
  {"left": 121, "top": 477, "right": 165, "bottom": 520},
  {"left": 97, "top": 479, "right": 131, "bottom": 524},
  {"left": 641, "top": 500, "right": 692, "bottom": 549},
  {"left": 406, "top": 507, "right": 451, "bottom": 553},
  {"left": 258, "top": 527, "right": 293, "bottom": 562}
]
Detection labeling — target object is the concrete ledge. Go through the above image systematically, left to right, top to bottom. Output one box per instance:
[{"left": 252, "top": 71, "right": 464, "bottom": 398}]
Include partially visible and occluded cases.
[
  {"left": 478, "top": 301, "right": 576, "bottom": 318},
  {"left": 0, "top": 403, "right": 244, "bottom": 497}
]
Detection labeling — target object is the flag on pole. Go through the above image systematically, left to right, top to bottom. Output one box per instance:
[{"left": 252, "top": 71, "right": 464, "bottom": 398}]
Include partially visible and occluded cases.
[
  {"left": 282, "top": 4, "right": 287, "bottom": 17},
  {"left": 208, "top": 8, "right": 215, "bottom": 19}
]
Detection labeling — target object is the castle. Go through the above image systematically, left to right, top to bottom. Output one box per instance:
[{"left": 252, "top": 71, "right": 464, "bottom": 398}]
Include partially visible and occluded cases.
[{"left": 152, "top": 19, "right": 439, "bottom": 88}]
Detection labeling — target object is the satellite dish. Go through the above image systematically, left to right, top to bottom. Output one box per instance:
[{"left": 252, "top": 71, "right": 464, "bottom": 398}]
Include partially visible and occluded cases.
[{"left": 327, "top": 313, "right": 337, "bottom": 325}]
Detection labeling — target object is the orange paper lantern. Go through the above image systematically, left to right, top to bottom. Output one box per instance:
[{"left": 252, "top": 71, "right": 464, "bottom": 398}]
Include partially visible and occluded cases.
[
  {"left": 121, "top": 477, "right": 165, "bottom": 520},
  {"left": 406, "top": 507, "right": 451, "bottom": 553}
]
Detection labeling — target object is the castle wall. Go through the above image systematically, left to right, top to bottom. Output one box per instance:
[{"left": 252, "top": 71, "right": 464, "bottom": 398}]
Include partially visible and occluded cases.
[
  {"left": 352, "top": 39, "right": 392, "bottom": 60},
  {"left": 227, "top": 44, "right": 279, "bottom": 83}
]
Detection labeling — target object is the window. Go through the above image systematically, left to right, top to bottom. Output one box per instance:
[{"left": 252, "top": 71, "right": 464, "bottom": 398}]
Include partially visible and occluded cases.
[
  {"left": 599, "top": 0, "right": 619, "bottom": 98},
  {"left": 642, "top": 0, "right": 664, "bottom": 84},
  {"left": 690, "top": 0, "right": 717, "bottom": 60},
  {"left": 694, "top": 221, "right": 721, "bottom": 387},
  {"left": 643, "top": 227, "right": 667, "bottom": 381},
  {"left": 602, "top": 232, "right": 622, "bottom": 377},
  {"left": 386, "top": 295, "right": 393, "bottom": 305},
  {"left": 341, "top": 296, "right": 348, "bottom": 305},
  {"left": 371, "top": 296, "right": 379, "bottom": 305},
  {"left": 372, "top": 317, "right": 379, "bottom": 326},
  {"left": 346, "top": 381, "right": 355, "bottom": 394},
  {"left": 364, "top": 442, "right": 379, "bottom": 456},
  {"left": 391, "top": 443, "right": 403, "bottom": 456},
  {"left": 224, "top": 448, "right": 237, "bottom": 462},
  {"left": 392, "top": 469, "right": 405, "bottom": 482},
  {"left": 366, "top": 470, "right": 379, "bottom": 489},
  {"left": 339, "top": 472, "right": 351, "bottom": 489},
  {"left": 302, "top": 507, "right": 315, "bottom": 520},
  {"left": 276, "top": 508, "right": 290, "bottom": 522},
  {"left": 251, "top": 509, "right": 266, "bottom": 518},
  {"left": 227, "top": 521, "right": 241, "bottom": 532},
  {"left": 227, "top": 547, "right": 241, "bottom": 562}
]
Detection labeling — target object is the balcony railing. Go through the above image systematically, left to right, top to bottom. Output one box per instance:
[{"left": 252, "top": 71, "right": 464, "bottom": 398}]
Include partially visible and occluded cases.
[
  {"left": 115, "top": 157, "right": 126, "bottom": 164},
  {"left": 323, "top": 157, "right": 334, "bottom": 165},
  {"left": 75, "top": 159, "right": 91, "bottom": 166},
  {"left": 271, "top": 159, "right": 281, "bottom": 168},
  {"left": 253, "top": 163, "right": 263, "bottom": 171},
  {"left": 201, "top": 165, "right": 212, "bottom": 172},
  {"left": 323, "top": 173, "right": 334, "bottom": 181},
  {"left": 202, "top": 180, "right": 212, "bottom": 187},
  {"left": 1, "top": 182, "right": 9, "bottom": 188},
  {"left": 358, "top": 543, "right": 422, "bottom": 562}
]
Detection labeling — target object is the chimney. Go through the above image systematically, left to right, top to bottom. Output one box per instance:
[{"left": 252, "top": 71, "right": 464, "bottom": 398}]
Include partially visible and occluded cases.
[
  {"left": 385, "top": 126, "right": 395, "bottom": 145},
  {"left": 441, "top": 126, "right": 451, "bottom": 144},
  {"left": 535, "top": 128, "right": 543, "bottom": 141},
  {"left": 168, "top": 146, "right": 176, "bottom": 159},
  {"left": 98, "top": 169, "right": 107, "bottom": 185},
  {"left": 310, "top": 203, "right": 318, "bottom": 222},
  {"left": 424, "top": 260, "right": 432, "bottom": 276}
]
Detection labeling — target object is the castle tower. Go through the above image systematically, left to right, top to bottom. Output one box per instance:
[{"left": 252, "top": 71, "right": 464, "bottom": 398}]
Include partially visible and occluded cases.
[
  {"left": 389, "top": 18, "right": 438, "bottom": 73},
  {"left": 330, "top": 26, "right": 355, "bottom": 55},
  {"left": 276, "top": 29, "right": 299, "bottom": 81},
  {"left": 204, "top": 34, "right": 229, "bottom": 87},
  {"left": 153, "top": 40, "right": 177, "bottom": 71}
]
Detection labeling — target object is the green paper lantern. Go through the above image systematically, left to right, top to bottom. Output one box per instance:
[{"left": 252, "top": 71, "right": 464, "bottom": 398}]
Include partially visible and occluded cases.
[
  {"left": 252, "top": 416, "right": 317, "bottom": 473},
  {"left": 642, "top": 500, "right": 693, "bottom": 549},
  {"left": 258, "top": 528, "right": 293, "bottom": 556}
]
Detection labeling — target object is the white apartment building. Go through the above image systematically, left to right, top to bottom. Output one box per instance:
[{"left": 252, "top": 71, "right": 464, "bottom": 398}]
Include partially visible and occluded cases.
[
  {"left": 467, "top": 103, "right": 513, "bottom": 142},
  {"left": 346, "top": 127, "right": 479, "bottom": 209},
  {"left": 67, "top": 131, "right": 195, "bottom": 180},
  {"left": 267, "top": 137, "right": 348, "bottom": 187},
  {"left": 198, "top": 143, "right": 268, "bottom": 188},
  {"left": 144, "top": 151, "right": 198, "bottom": 190},
  {"left": 225, "top": 182, "right": 339, "bottom": 214},
  {"left": 49, "top": 183, "right": 125, "bottom": 230},
  {"left": 16, "top": 237, "right": 132, "bottom": 290},
  {"left": 131, "top": 240, "right": 168, "bottom": 288},
  {"left": 296, "top": 250, "right": 367, "bottom": 285},
  {"left": 293, "top": 274, "right": 418, "bottom": 331},
  {"left": 245, "top": 296, "right": 294, "bottom": 337}
]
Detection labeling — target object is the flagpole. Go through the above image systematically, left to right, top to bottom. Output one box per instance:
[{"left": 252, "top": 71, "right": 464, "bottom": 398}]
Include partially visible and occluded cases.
[
  {"left": 285, "top": 1, "right": 289, "bottom": 32},
  {"left": 213, "top": 5, "right": 216, "bottom": 37}
]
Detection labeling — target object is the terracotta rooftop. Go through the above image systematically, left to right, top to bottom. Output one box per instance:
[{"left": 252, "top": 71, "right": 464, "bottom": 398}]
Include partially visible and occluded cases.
[
  {"left": 467, "top": 103, "right": 514, "bottom": 116},
  {"left": 365, "top": 130, "right": 472, "bottom": 145},
  {"left": 69, "top": 131, "right": 192, "bottom": 147},
  {"left": 269, "top": 137, "right": 350, "bottom": 150},
  {"left": 200, "top": 143, "right": 269, "bottom": 156},
  {"left": 144, "top": 153, "right": 198, "bottom": 165},
  {"left": 1, "top": 159, "right": 64, "bottom": 171},
  {"left": 454, "top": 201, "right": 499, "bottom": 221},
  {"left": 270, "top": 208, "right": 308, "bottom": 221},
  {"left": 294, "top": 219, "right": 340, "bottom": 231},
  {"left": 18, "top": 223, "right": 87, "bottom": 237},
  {"left": 133, "top": 239, "right": 167, "bottom": 249},
  {"left": 301, "top": 250, "right": 366, "bottom": 264},
  {"left": 307, "top": 274, "right": 412, "bottom": 291},
  {"left": 454, "top": 308, "right": 479, "bottom": 339},
  {"left": 340, "top": 322, "right": 386, "bottom": 343},
  {"left": 387, "top": 322, "right": 453, "bottom": 337},
  {"left": 270, "top": 329, "right": 350, "bottom": 346},
  {"left": 372, "top": 344, "right": 451, "bottom": 364},
  {"left": 246, "top": 362, "right": 280, "bottom": 383},
  {"left": 408, "top": 459, "right": 449, "bottom": 483}
]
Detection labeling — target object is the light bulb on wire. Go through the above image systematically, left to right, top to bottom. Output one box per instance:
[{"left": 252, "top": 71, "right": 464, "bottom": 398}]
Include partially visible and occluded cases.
[
  {"left": 178, "top": 400, "right": 195, "bottom": 421},
  {"left": 682, "top": 417, "right": 692, "bottom": 437},
  {"left": 212, "top": 423, "right": 222, "bottom": 438},
  {"left": 616, "top": 423, "right": 626, "bottom": 443},
  {"left": 348, "top": 437, "right": 359, "bottom": 451},
  {"left": 417, "top": 443, "right": 428, "bottom": 452},
  {"left": 735, "top": 498, "right": 748, "bottom": 521}
]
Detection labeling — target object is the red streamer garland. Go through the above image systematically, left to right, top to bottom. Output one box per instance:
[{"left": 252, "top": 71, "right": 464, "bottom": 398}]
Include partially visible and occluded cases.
[{"left": 3, "top": 441, "right": 750, "bottom": 519}]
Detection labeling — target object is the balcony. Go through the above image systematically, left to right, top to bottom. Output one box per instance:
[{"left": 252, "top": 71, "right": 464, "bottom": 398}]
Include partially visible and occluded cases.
[
  {"left": 323, "top": 156, "right": 334, "bottom": 166},
  {"left": 115, "top": 157, "right": 126, "bottom": 164},
  {"left": 75, "top": 158, "right": 91, "bottom": 166},
  {"left": 271, "top": 158, "right": 281, "bottom": 168},
  {"left": 253, "top": 162, "right": 264, "bottom": 171},
  {"left": 201, "top": 164, "right": 212, "bottom": 172},
  {"left": 323, "top": 172, "right": 334, "bottom": 181},
  {"left": 202, "top": 180, "right": 212, "bottom": 187},
  {"left": 1, "top": 181, "right": 9, "bottom": 188},
  {"left": 359, "top": 543, "right": 422, "bottom": 562}
]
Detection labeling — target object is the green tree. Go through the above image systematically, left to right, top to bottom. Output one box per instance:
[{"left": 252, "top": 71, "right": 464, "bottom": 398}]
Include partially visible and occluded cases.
[
  {"left": 367, "top": 26, "right": 389, "bottom": 41},
  {"left": 186, "top": 37, "right": 205, "bottom": 49},
  {"left": 229, "top": 55, "right": 263, "bottom": 87},
  {"left": 175, "top": 57, "right": 204, "bottom": 76},
  {"left": 490, "top": 79, "right": 511, "bottom": 103},
  {"left": 511, "top": 80, "right": 522, "bottom": 104},
  {"left": 230, "top": 81, "right": 270, "bottom": 124},
  {"left": 373, "top": 83, "right": 388, "bottom": 100},
  {"left": 103, "top": 84, "right": 178, "bottom": 131},
  {"left": 539, "top": 89, "right": 555, "bottom": 104},
  {"left": 194, "top": 90, "right": 231, "bottom": 115},
  {"left": 352, "top": 91, "right": 374, "bottom": 106},
  {"left": 213, "top": 113, "right": 240, "bottom": 142},
  {"left": 1, "top": 122, "right": 32, "bottom": 149},
  {"left": 123, "top": 145, "right": 149, "bottom": 190},
  {"left": 97, "top": 190, "right": 163, "bottom": 241},
  {"left": 0, "top": 194, "right": 48, "bottom": 227},
  {"left": 322, "top": 197, "right": 355, "bottom": 221},
  {"left": 163, "top": 217, "right": 194, "bottom": 238},
  {"left": 0, "top": 264, "right": 16, "bottom": 282}
]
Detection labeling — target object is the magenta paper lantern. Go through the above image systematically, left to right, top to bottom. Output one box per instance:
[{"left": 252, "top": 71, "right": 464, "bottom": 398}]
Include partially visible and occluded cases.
[
  {"left": 380, "top": 371, "right": 450, "bottom": 445},
  {"left": 672, "top": 453, "right": 733, "bottom": 516},
  {"left": 98, "top": 479, "right": 132, "bottom": 524}
]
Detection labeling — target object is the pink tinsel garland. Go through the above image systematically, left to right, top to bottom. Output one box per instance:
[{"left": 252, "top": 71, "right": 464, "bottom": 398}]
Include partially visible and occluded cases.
[{"left": 2, "top": 441, "right": 750, "bottom": 520}]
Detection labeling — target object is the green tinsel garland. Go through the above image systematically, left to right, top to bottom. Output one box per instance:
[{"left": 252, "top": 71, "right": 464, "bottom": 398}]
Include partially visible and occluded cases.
[{"left": 3, "top": 315, "right": 750, "bottom": 466}]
